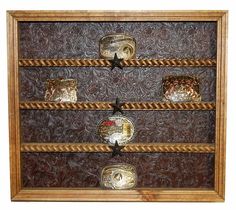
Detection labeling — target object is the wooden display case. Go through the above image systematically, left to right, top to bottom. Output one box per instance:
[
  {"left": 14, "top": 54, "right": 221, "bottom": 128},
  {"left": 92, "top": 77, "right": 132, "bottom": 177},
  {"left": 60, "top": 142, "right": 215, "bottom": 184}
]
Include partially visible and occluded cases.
[{"left": 8, "top": 10, "right": 227, "bottom": 201}]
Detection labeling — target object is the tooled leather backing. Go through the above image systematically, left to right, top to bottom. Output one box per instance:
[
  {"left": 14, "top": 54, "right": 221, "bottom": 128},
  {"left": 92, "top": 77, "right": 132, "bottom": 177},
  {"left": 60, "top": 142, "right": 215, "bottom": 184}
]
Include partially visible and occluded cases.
[
  {"left": 19, "top": 21, "right": 216, "bottom": 188},
  {"left": 22, "top": 152, "right": 214, "bottom": 188}
]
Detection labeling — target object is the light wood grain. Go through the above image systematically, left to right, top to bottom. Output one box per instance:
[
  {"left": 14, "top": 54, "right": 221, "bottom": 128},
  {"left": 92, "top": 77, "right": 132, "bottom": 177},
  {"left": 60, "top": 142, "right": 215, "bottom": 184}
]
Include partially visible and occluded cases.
[
  {"left": 7, "top": 10, "right": 227, "bottom": 21},
  {"left": 7, "top": 11, "right": 21, "bottom": 199},
  {"left": 214, "top": 11, "right": 228, "bottom": 200},
  {"left": 12, "top": 189, "right": 223, "bottom": 202}
]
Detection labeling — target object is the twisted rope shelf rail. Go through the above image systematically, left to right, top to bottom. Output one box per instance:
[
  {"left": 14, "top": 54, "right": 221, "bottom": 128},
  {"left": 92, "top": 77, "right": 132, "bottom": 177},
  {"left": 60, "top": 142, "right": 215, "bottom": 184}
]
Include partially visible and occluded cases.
[
  {"left": 19, "top": 58, "right": 216, "bottom": 67},
  {"left": 20, "top": 101, "right": 216, "bottom": 111},
  {"left": 21, "top": 143, "right": 215, "bottom": 153}
]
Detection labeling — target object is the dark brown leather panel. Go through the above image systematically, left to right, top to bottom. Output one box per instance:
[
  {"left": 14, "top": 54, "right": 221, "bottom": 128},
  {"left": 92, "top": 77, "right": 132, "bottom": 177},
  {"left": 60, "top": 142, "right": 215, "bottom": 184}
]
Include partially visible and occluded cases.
[
  {"left": 19, "top": 21, "right": 217, "bottom": 189},
  {"left": 19, "top": 22, "right": 216, "bottom": 59},
  {"left": 19, "top": 67, "right": 216, "bottom": 102},
  {"left": 20, "top": 110, "right": 215, "bottom": 143},
  {"left": 22, "top": 152, "right": 214, "bottom": 188}
]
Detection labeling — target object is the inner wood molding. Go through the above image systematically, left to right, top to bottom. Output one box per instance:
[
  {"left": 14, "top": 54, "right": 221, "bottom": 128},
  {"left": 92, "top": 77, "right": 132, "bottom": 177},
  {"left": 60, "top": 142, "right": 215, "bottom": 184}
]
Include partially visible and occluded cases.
[
  {"left": 19, "top": 58, "right": 216, "bottom": 67},
  {"left": 19, "top": 101, "right": 216, "bottom": 111},
  {"left": 21, "top": 143, "right": 215, "bottom": 153}
]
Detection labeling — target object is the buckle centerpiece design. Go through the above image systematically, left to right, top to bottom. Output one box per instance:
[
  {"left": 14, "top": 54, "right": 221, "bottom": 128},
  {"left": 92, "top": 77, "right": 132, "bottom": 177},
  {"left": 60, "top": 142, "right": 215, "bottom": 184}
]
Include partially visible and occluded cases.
[{"left": 100, "top": 164, "right": 137, "bottom": 190}]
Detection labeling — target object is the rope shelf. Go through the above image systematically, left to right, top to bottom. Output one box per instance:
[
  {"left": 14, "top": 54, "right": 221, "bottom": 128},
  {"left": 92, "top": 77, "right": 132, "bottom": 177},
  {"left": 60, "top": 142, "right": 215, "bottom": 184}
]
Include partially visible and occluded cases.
[
  {"left": 19, "top": 58, "right": 216, "bottom": 67},
  {"left": 19, "top": 101, "right": 216, "bottom": 111},
  {"left": 21, "top": 143, "right": 215, "bottom": 153}
]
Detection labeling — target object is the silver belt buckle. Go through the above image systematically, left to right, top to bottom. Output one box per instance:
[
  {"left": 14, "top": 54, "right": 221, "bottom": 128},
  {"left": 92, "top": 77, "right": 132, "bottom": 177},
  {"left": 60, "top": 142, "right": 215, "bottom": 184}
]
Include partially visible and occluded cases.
[{"left": 99, "top": 34, "right": 136, "bottom": 60}]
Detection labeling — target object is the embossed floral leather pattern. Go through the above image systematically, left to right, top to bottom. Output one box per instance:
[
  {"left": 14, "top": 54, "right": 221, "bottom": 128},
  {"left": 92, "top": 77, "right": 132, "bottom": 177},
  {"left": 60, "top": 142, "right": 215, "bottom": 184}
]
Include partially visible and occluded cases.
[{"left": 19, "top": 21, "right": 216, "bottom": 188}]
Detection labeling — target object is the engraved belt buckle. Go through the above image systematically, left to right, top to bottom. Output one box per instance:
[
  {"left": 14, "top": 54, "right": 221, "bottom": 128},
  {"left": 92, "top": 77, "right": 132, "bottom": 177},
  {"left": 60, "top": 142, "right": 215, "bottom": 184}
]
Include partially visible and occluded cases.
[
  {"left": 99, "top": 34, "right": 136, "bottom": 60},
  {"left": 163, "top": 75, "right": 201, "bottom": 102},
  {"left": 44, "top": 78, "right": 77, "bottom": 102},
  {"left": 97, "top": 115, "right": 135, "bottom": 146},
  {"left": 100, "top": 164, "right": 137, "bottom": 190}
]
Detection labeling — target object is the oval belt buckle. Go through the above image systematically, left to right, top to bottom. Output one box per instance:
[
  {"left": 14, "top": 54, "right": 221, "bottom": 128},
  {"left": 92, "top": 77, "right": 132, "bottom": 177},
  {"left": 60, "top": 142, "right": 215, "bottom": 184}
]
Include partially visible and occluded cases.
[
  {"left": 99, "top": 34, "right": 136, "bottom": 60},
  {"left": 97, "top": 114, "right": 135, "bottom": 146},
  {"left": 100, "top": 164, "right": 137, "bottom": 190}
]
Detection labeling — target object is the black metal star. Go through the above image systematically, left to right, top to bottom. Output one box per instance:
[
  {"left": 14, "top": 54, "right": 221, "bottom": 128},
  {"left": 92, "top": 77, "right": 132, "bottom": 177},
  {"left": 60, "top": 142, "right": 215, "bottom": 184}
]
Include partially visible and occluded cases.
[
  {"left": 109, "top": 53, "right": 123, "bottom": 70},
  {"left": 111, "top": 97, "right": 125, "bottom": 115},
  {"left": 109, "top": 141, "right": 124, "bottom": 157}
]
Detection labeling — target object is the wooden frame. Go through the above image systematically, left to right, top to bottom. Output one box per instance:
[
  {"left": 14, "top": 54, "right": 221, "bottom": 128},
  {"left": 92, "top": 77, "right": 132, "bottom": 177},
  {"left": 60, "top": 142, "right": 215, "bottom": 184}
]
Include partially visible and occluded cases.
[{"left": 8, "top": 10, "right": 227, "bottom": 202}]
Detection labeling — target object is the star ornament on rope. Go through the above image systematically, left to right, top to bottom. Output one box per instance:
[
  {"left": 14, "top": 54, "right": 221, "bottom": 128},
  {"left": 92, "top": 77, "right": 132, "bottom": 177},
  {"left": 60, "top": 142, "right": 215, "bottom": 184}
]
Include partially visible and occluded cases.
[
  {"left": 109, "top": 53, "right": 123, "bottom": 70},
  {"left": 111, "top": 97, "right": 125, "bottom": 115},
  {"left": 109, "top": 141, "right": 125, "bottom": 157}
]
